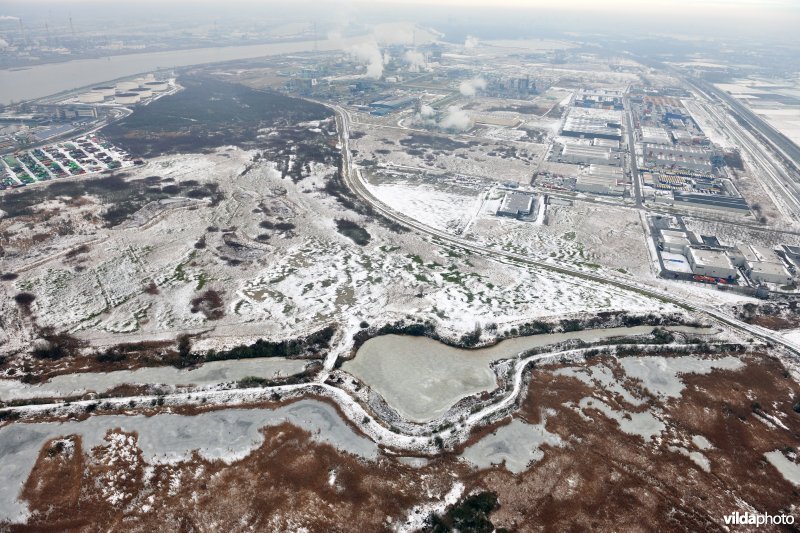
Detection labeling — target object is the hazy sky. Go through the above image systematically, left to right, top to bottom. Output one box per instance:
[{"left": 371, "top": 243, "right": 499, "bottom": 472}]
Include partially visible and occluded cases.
[{"left": 2, "top": 0, "right": 798, "bottom": 43}]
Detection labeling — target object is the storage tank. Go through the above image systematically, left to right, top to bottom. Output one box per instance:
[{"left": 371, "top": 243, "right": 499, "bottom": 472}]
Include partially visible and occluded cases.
[
  {"left": 143, "top": 80, "right": 168, "bottom": 92},
  {"left": 116, "top": 81, "right": 139, "bottom": 92},
  {"left": 92, "top": 86, "right": 116, "bottom": 98},
  {"left": 130, "top": 87, "right": 152, "bottom": 98},
  {"left": 79, "top": 92, "right": 104, "bottom": 104},
  {"left": 115, "top": 92, "right": 141, "bottom": 105}
]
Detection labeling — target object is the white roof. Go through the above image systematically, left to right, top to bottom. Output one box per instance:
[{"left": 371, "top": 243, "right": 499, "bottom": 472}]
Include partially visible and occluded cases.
[{"left": 689, "top": 247, "right": 734, "bottom": 269}]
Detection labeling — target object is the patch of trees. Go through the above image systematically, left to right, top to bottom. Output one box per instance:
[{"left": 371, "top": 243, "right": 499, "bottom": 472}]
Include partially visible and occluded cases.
[
  {"left": 335, "top": 219, "right": 371, "bottom": 246},
  {"left": 190, "top": 290, "right": 225, "bottom": 320},
  {"left": 13, "top": 292, "right": 36, "bottom": 314},
  {"left": 205, "top": 325, "right": 336, "bottom": 362},
  {"left": 31, "top": 328, "right": 84, "bottom": 360},
  {"left": 426, "top": 491, "right": 502, "bottom": 533}
]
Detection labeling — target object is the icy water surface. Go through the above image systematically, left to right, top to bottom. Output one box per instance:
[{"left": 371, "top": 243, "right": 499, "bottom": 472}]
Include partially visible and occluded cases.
[
  {"left": 345, "top": 325, "right": 714, "bottom": 422},
  {"left": 0, "top": 358, "right": 309, "bottom": 402},
  {"left": 0, "top": 399, "right": 376, "bottom": 522}
]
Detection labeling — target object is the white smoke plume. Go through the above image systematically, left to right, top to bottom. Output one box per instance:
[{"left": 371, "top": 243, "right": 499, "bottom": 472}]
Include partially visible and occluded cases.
[
  {"left": 0, "top": 15, "right": 20, "bottom": 21},
  {"left": 464, "top": 35, "right": 480, "bottom": 49},
  {"left": 0, "top": 38, "right": 8, "bottom": 48},
  {"left": 350, "top": 41, "right": 384, "bottom": 79},
  {"left": 403, "top": 50, "right": 426, "bottom": 72},
  {"left": 459, "top": 78, "right": 487, "bottom": 97},
  {"left": 419, "top": 104, "right": 435, "bottom": 118},
  {"left": 439, "top": 106, "right": 473, "bottom": 131}
]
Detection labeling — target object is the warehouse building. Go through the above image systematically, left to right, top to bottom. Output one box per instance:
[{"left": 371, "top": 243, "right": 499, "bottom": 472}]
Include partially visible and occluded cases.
[
  {"left": 562, "top": 108, "right": 623, "bottom": 141},
  {"left": 640, "top": 126, "right": 671, "bottom": 145},
  {"left": 560, "top": 143, "right": 621, "bottom": 166},
  {"left": 575, "top": 165, "right": 625, "bottom": 196},
  {"left": 496, "top": 192, "right": 534, "bottom": 218},
  {"left": 672, "top": 192, "right": 750, "bottom": 214},
  {"left": 658, "top": 229, "right": 692, "bottom": 254},
  {"left": 733, "top": 244, "right": 792, "bottom": 284},
  {"left": 687, "top": 247, "right": 737, "bottom": 279}
]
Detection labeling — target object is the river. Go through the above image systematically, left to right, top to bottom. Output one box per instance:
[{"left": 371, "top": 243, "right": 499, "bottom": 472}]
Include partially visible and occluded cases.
[{"left": 0, "top": 35, "right": 366, "bottom": 105}]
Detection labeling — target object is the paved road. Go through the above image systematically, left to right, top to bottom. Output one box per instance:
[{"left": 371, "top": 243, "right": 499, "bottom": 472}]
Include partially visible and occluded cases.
[
  {"left": 623, "top": 92, "right": 643, "bottom": 208},
  {"left": 330, "top": 103, "right": 800, "bottom": 357}
]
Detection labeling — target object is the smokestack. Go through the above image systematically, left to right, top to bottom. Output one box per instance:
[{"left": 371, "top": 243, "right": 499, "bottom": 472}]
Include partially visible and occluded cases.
[{"left": 70, "top": 16, "right": 76, "bottom": 37}]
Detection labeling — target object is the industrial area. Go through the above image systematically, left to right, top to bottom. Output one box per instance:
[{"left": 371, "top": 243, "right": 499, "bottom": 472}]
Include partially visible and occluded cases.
[{"left": 1, "top": 5, "right": 800, "bottom": 531}]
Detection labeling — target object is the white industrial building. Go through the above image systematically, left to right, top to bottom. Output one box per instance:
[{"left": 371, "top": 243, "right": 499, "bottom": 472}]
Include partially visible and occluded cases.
[
  {"left": 640, "top": 127, "right": 671, "bottom": 145},
  {"left": 560, "top": 143, "right": 621, "bottom": 166},
  {"left": 574, "top": 164, "right": 625, "bottom": 196},
  {"left": 496, "top": 192, "right": 534, "bottom": 218},
  {"left": 659, "top": 229, "right": 692, "bottom": 254},
  {"left": 733, "top": 244, "right": 793, "bottom": 284},
  {"left": 687, "top": 247, "right": 737, "bottom": 279}
]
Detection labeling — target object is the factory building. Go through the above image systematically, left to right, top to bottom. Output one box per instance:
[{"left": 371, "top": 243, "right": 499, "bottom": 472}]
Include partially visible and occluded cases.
[
  {"left": 368, "top": 96, "right": 416, "bottom": 115},
  {"left": 561, "top": 108, "right": 622, "bottom": 141},
  {"left": 472, "top": 113, "right": 521, "bottom": 127},
  {"left": 640, "top": 126, "right": 671, "bottom": 145},
  {"left": 593, "top": 138, "right": 620, "bottom": 149},
  {"left": 559, "top": 143, "right": 621, "bottom": 166},
  {"left": 643, "top": 143, "right": 714, "bottom": 172},
  {"left": 574, "top": 165, "right": 625, "bottom": 196},
  {"left": 672, "top": 191, "right": 750, "bottom": 214},
  {"left": 496, "top": 192, "right": 534, "bottom": 218},
  {"left": 658, "top": 229, "right": 692, "bottom": 254},
  {"left": 733, "top": 244, "right": 792, "bottom": 284},
  {"left": 780, "top": 244, "right": 800, "bottom": 262},
  {"left": 686, "top": 247, "right": 737, "bottom": 279}
]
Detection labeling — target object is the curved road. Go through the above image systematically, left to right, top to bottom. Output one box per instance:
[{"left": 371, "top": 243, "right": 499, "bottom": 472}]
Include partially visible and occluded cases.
[{"left": 329, "top": 103, "right": 800, "bottom": 357}]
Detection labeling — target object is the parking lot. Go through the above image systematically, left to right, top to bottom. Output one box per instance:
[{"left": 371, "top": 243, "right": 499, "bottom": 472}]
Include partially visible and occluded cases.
[{"left": 0, "top": 135, "right": 139, "bottom": 191}]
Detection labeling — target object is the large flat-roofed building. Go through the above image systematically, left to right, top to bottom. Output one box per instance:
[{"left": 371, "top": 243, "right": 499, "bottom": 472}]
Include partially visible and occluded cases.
[
  {"left": 562, "top": 108, "right": 623, "bottom": 141},
  {"left": 640, "top": 126, "right": 671, "bottom": 145},
  {"left": 560, "top": 143, "right": 621, "bottom": 166},
  {"left": 575, "top": 165, "right": 625, "bottom": 196},
  {"left": 496, "top": 192, "right": 534, "bottom": 218},
  {"left": 672, "top": 192, "right": 750, "bottom": 214},
  {"left": 659, "top": 229, "right": 692, "bottom": 254},
  {"left": 735, "top": 244, "right": 793, "bottom": 284},
  {"left": 687, "top": 247, "right": 737, "bottom": 279},
  {"left": 748, "top": 262, "right": 792, "bottom": 285}
]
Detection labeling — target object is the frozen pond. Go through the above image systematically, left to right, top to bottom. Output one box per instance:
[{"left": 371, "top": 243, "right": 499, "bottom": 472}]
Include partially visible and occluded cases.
[
  {"left": 344, "top": 326, "right": 714, "bottom": 422},
  {"left": 617, "top": 355, "right": 743, "bottom": 398},
  {"left": 0, "top": 358, "right": 309, "bottom": 402},
  {"left": 0, "top": 399, "right": 376, "bottom": 523},
  {"left": 461, "top": 419, "right": 563, "bottom": 473}
]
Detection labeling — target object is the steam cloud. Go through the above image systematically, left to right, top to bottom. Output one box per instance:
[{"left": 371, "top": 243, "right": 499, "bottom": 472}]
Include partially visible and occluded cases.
[
  {"left": 0, "top": 15, "right": 20, "bottom": 21},
  {"left": 464, "top": 35, "right": 479, "bottom": 49},
  {"left": 350, "top": 41, "right": 384, "bottom": 79},
  {"left": 403, "top": 50, "right": 426, "bottom": 72},
  {"left": 459, "top": 77, "right": 487, "bottom": 97},
  {"left": 419, "top": 104, "right": 435, "bottom": 118},
  {"left": 439, "top": 106, "right": 473, "bottom": 131}
]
